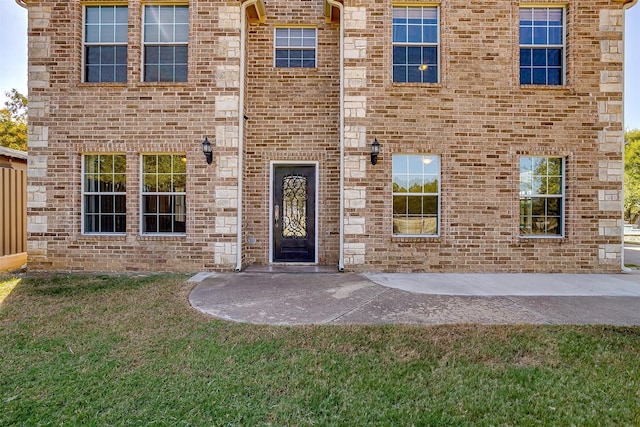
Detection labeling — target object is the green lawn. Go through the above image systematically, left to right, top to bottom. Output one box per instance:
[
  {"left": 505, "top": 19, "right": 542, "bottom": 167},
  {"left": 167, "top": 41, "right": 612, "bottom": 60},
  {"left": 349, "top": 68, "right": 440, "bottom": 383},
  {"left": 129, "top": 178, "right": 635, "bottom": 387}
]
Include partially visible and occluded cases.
[{"left": 1, "top": 274, "right": 639, "bottom": 426}]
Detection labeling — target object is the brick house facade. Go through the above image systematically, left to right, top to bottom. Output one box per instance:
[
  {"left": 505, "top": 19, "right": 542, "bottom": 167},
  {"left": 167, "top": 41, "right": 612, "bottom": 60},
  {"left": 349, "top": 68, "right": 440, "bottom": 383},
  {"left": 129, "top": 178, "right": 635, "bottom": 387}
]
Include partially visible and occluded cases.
[{"left": 18, "top": 0, "right": 636, "bottom": 273}]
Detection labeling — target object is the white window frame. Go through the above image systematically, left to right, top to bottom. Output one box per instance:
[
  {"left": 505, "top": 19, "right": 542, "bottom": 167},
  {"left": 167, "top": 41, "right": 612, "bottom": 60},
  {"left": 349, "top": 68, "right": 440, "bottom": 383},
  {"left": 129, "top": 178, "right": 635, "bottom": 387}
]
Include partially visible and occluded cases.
[
  {"left": 142, "top": 4, "right": 189, "bottom": 83},
  {"left": 83, "top": 5, "right": 128, "bottom": 83},
  {"left": 392, "top": 5, "right": 440, "bottom": 84},
  {"left": 519, "top": 6, "right": 566, "bottom": 86},
  {"left": 274, "top": 27, "right": 318, "bottom": 68},
  {"left": 81, "top": 154, "right": 127, "bottom": 235},
  {"left": 140, "top": 154, "right": 187, "bottom": 236},
  {"left": 392, "top": 154, "right": 441, "bottom": 237},
  {"left": 519, "top": 156, "right": 565, "bottom": 238}
]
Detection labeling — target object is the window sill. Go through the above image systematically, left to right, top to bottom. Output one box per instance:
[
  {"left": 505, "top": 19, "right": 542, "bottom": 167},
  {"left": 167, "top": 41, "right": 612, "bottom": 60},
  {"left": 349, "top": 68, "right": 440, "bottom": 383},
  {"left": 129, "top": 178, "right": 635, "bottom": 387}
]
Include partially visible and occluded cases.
[
  {"left": 80, "top": 82, "right": 128, "bottom": 87},
  {"left": 391, "top": 82, "right": 442, "bottom": 89},
  {"left": 519, "top": 84, "right": 567, "bottom": 91},
  {"left": 80, "top": 233, "right": 127, "bottom": 239},
  {"left": 139, "top": 234, "right": 187, "bottom": 241},
  {"left": 392, "top": 234, "right": 441, "bottom": 242},
  {"left": 519, "top": 235, "right": 565, "bottom": 241}
]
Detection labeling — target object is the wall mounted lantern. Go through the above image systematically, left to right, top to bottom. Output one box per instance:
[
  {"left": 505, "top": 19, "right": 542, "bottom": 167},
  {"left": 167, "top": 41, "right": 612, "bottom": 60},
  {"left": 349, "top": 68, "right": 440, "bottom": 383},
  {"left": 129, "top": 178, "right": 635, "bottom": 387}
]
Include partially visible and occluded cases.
[
  {"left": 202, "top": 137, "right": 213, "bottom": 165},
  {"left": 371, "top": 137, "right": 380, "bottom": 165}
]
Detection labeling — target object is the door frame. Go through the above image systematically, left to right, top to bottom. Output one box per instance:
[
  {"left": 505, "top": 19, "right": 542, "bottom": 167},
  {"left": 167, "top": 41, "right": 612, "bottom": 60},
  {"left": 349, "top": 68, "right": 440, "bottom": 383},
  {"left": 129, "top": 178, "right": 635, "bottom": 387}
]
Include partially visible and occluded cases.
[{"left": 269, "top": 161, "right": 319, "bottom": 264}]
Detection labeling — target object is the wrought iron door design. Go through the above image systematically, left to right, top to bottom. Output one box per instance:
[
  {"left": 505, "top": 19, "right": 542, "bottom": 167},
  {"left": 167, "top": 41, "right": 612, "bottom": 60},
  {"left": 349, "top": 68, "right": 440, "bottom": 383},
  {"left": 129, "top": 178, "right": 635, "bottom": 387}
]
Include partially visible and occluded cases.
[{"left": 273, "top": 165, "right": 316, "bottom": 262}]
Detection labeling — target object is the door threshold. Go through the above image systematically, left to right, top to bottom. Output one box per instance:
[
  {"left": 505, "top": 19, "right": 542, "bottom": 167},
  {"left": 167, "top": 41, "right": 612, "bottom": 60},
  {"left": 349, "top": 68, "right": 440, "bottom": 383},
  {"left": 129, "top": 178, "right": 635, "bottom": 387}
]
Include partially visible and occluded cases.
[{"left": 244, "top": 264, "right": 338, "bottom": 273}]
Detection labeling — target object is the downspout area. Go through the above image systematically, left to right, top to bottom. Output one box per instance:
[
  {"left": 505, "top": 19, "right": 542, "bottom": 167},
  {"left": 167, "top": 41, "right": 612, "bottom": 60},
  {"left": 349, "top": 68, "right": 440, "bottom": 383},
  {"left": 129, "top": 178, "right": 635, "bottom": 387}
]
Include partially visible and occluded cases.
[
  {"left": 15, "top": 0, "right": 27, "bottom": 7},
  {"left": 237, "top": 0, "right": 265, "bottom": 271},
  {"left": 325, "top": 0, "right": 345, "bottom": 271},
  {"left": 621, "top": 0, "right": 637, "bottom": 271}
]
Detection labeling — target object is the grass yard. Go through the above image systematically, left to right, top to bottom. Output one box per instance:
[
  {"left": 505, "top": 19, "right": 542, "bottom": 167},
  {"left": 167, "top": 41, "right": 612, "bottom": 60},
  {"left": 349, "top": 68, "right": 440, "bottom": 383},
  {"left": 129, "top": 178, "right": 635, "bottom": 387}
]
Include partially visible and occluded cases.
[{"left": 1, "top": 274, "right": 639, "bottom": 426}]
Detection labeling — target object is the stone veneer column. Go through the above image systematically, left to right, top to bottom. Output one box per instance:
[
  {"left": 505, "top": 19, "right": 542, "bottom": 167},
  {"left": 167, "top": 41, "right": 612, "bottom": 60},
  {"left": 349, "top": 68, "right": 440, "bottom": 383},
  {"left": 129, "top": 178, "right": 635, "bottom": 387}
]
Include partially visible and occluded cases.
[
  {"left": 211, "top": 5, "right": 242, "bottom": 267},
  {"left": 26, "top": 6, "right": 52, "bottom": 262},
  {"left": 342, "top": 6, "right": 369, "bottom": 266},
  {"left": 597, "top": 9, "right": 625, "bottom": 265}
]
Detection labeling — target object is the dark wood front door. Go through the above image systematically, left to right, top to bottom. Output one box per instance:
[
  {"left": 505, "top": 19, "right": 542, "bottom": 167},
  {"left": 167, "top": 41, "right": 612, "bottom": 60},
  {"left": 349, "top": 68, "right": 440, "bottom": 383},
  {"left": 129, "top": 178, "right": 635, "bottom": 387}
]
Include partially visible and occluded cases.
[{"left": 273, "top": 165, "right": 316, "bottom": 262}]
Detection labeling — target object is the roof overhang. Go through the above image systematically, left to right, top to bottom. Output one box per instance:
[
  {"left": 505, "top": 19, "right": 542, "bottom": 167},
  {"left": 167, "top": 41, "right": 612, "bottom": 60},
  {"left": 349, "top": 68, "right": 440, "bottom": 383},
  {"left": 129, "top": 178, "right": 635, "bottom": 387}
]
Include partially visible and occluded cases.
[
  {"left": 241, "top": 0, "right": 266, "bottom": 23},
  {"left": 324, "top": 0, "right": 343, "bottom": 23}
]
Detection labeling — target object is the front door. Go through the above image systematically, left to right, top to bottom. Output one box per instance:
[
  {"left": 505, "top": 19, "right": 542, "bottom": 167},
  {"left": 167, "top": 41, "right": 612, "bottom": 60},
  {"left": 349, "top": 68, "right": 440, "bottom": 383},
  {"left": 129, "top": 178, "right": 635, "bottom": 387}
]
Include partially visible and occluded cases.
[{"left": 273, "top": 165, "right": 316, "bottom": 262}]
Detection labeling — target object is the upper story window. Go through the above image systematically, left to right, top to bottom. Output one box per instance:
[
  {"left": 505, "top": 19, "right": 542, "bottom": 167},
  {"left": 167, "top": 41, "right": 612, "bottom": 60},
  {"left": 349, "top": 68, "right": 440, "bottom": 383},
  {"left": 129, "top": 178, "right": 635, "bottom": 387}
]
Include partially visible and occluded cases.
[
  {"left": 143, "top": 5, "right": 189, "bottom": 82},
  {"left": 84, "top": 6, "right": 128, "bottom": 83},
  {"left": 392, "top": 6, "right": 439, "bottom": 83},
  {"left": 519, "top": 7, "right": 564, "bottom": 86},
  {"left": 274, "top": 27, "right": 317, "bottom": 68},
  {"left": 83, "top": 154, "right": 127, "bottom": 234},
  {"left": 141, "top": 154, "right": 187, "bottom": 234},
  {"left": 392, "top": 155, "right": 440, "bottom": 236},
  {"left": 519, "top": 157, "right": 564, "bottom": 237}
]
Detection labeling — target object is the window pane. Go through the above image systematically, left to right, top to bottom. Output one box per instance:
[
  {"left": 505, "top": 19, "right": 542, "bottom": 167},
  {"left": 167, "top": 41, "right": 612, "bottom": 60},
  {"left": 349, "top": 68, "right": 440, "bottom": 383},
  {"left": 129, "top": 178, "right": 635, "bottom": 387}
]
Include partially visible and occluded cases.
[
  {"left": 175, "top": 6, "right": 189, "bottom": 23},
  {"left": 86, "top": 7, "right": 100, "bottom": 24},
  {"left": 392, "top": 8, "right": 439, "bottom": 84},
  {"left": 519, "top": 8, "right": 563, "bottom": 86},
  {"left": 548, "top": 9, "right": 563, "bottom": 25},
  {"left": 175, "top": 23, "right": 189, "bottom": 42},
  {"left": 144, "top": 24, "right": 159, "bottom": 43},
  {"left": 393, "top": 25, "right": 407, "bottom": 43},
  {"left": 408, "top": 25, "right": 422, "bottom": 43},
  {"left": 86, "top": 26, "right": 100, "bottom": 43},
  {"left": 423, "top": 26, "right": 437, "bottom": 44},
  {"left": 520, "top": 27, "right": 532, "bottom": 45},
  {"left": 533, "top": 27, "right": 547, "bottom": 45},
  {"left": 549, "top": 27, "right": 562, "bottom": 45},
  {"left": 175, "top": 45, "right": 188, "bottom": 63},
  {"left": 116, "top": 46, "right": 127, "bottom": 64},
  {"left": 145, "top": 46, "right": 159, "bottom": 64},
  {"left": 393, "top": 46, "right": 407, "bottom": 65},
  {"left": 407, "top": 47, "right": 421, "bottom": 64},
  {"left": 547, "top": 48, "right": 561, "bottom": 66},
  {"left": 532, "top": 49, "right": 547, "bottom": 66},
  {"left": 145, "top": 65, "right": 159, "bottom": 82},
  {"left": 393, "top": 66, "right": 406, "bottom": 83},
  {"left": 407, "top": 66, "right": 421, "bottom": 83},
  {"left": 532, "top": 68, "right": 547, "bottom": 84},
  {"left": 392, "top": 154, "right": 440, "bottom": 235},
  {"left": 83, "top": 155, "right": 126, "bottom": 234},
  {"left": 520, "top": 157, "right": 564, "bottom": 236},
  {"left": 143, "top": 174, "right": 157, "bottom": 192},
  {"left": 423, "top": 178, "right": 438, "bottom": 193},
  {"left": 101, "top": 195, "right": 114, "bottom": 213},
  {"left": 115, "top": 195, "right": 126, "bottom": 213},
  {"left": 144, "top": 195, "right": 158, "bottom": 213},
  {"left": 158, "top": 195, "right": 172, "bottom": 213},
  {"left": 407, "top": 196, "right": 422, "bottom": 216},
  {"left": 424, "top": 196, "right": 438, "bottom": 215},
  {"left": 85, "top": 215, "right": 97, "bottom": 233},
  {"left": 115, "top": 215, "right": 126, "bottom": 233},
  {"left": 144, "top": 215, "right": 157, "bottom": 233},
  {"left": 159, "top": 216, "right": 173, "bottom": 233}
]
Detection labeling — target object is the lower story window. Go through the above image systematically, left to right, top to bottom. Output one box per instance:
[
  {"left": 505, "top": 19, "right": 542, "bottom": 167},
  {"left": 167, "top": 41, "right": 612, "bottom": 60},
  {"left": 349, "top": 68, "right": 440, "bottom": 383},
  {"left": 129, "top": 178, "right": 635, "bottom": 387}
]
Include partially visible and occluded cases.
[
  {"left": 83, "top": 154, "right": 126, "bottom": 234},
  {"left": 141, "top": 154, "right": 186, "bottom": 234},
  {"left": 392, "top": 154, "right": 440, "bottom": 236},
  {"left": 519, "top": 157, "right": 564, "bottom": 236}
]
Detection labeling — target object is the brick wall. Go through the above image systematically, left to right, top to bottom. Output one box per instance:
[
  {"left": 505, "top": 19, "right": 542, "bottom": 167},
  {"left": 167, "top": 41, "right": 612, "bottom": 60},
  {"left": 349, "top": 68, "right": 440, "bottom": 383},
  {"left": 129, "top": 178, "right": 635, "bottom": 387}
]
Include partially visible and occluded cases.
[
  {"left": 25, "top": 0, "right": 628, "bottom": 273},
  {"left": 26, "top": 0, "right": 241, "bottom": 272},
  {"left": 342, "top": 0, "right": 626, "bottom": 272}
]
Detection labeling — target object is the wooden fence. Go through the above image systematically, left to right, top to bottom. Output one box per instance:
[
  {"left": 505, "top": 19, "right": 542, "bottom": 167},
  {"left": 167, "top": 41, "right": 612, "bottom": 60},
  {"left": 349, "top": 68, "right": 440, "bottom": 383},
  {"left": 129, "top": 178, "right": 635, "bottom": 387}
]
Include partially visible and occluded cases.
[{"left": 1, "top": 149, "right": 28, "bottom": 271}]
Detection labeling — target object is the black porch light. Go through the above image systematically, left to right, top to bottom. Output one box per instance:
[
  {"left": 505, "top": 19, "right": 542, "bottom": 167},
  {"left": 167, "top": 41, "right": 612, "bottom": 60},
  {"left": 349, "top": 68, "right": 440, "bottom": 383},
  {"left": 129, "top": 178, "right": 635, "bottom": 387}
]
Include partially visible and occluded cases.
[
  {"left": 202, "top": 137, "right": 213, "bottom": 165},
  {"left": 371, "top": 137, "right": 380, "bottom": 165}
]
